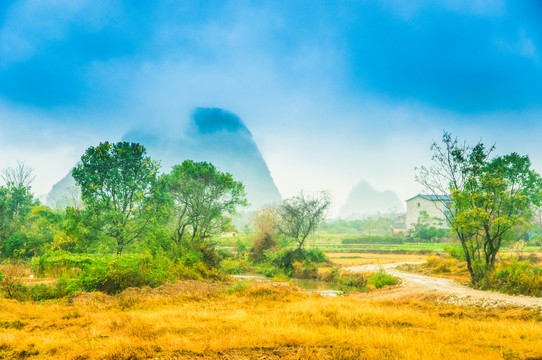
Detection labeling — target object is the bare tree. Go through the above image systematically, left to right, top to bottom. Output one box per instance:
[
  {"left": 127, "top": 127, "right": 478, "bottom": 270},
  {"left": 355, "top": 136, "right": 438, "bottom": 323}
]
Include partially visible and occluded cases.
[
  {"left": 2, "top": 161, "right": 35, "bottom": 188},
  {"left": 278, "top": 191, "right": 331, "bottom": 253}
]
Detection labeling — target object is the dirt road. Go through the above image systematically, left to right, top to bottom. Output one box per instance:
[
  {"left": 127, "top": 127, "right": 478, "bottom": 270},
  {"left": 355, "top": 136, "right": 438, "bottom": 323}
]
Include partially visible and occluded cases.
[{"left": 345, "top": 262, "right": 542, "bottom": 309}]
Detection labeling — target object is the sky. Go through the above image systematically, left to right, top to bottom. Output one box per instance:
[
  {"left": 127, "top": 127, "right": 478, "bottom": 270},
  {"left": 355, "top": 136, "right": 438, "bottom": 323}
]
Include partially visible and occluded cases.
[{"left": 1, "top": 0, "right": 542, "bottom": 215}]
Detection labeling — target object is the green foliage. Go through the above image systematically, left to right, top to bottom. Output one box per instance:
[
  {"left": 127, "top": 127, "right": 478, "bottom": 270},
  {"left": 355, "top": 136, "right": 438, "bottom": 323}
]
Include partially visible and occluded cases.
[
  {"left": 418, "top": 132, "right": 542, "bottom": 284},
  {"left": 72, "top": 141, "right": 159, "bottom": 255},
  {"left": 162, "top": 160, "right": 247, "bottom": 263},
  {"left": 0, "top": 184, "right": 36, "bottom": 258},
  {"left": 410, "top": 211, "right": 450, "bottom": 242},
  {"left": 342, "top": 235, "right": 405, "bottom": 245},
  {"left": 444, "top": 245, "right": 466, "bottom": 261},
  {"left": 259, "top": 248, "right": 327, "bottom": 277},
  {"left": 33, "top": 252, "right": 97, "bottom": 277},
  {"left": 77, "top": 253, "right": 174, "bottom": 294},
  {"left": 221, "top": 256, "right": 253, "bottom": 275},
  {"left": 479, "top": 258, "right": 542, "bottom": 297},
  {"left": 333, "top": 269, "right": 399, "bottom": 293},
  {"left": 367, "top": 269, "right": 400, "bottom": 288},
  {"left": 334, "top": 272, "right": 368, "bottom": 293},
  {"left": 1, "top": 279, "right": 77, "bottom": 302}
]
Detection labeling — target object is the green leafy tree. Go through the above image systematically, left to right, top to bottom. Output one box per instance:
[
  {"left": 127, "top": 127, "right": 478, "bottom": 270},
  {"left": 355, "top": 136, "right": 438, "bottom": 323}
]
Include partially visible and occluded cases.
[
  {"left": 417, "top": 132, "right": 542, "bottom": 283},
  {"left": 72, "top": 142, "right": 159, "bottom": 255},
  {"left": 163, "top": 160, "right": 247, "bottom": 260},
  {"left": 0, "top": 184, "right": 35, "bottom": 258},
  {"left": 278, "top": 191, "right": 331, "bottom": 253},
  {"left": 3, "top": 206, "right": 63, "bottom": 258},
  {"left": 410, "top": 211, "right": 449, "bottom": 243}
]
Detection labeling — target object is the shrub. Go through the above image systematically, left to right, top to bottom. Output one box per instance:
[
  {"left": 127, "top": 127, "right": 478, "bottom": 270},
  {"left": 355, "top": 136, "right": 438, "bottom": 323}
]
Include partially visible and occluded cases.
[
  {"left": 444, "top": 245, "right": 465, "bottom": 261},
  {"left": 33, "top": 252, "right": 96, "bottom": 278},
  {"left": 77, "top": 254, "right": 174, "bottom": 294},
  {"left": 221, "top": 256, "right": 253, "bottom": 275},
  {"left": 479, "top": 258, "right": 542, "bottom": 297},
  {"left": 367, "top": 269, "right": 400, "bottom": 289},
  {"left": 335, "top": 271, "right": 368, "bottom": 293}
]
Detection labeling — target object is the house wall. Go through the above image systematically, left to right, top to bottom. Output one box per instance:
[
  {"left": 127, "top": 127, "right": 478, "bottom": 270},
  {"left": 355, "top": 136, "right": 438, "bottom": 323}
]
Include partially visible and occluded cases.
[{"left": 406, "top": 196, "right": 448, "bottom": 230}]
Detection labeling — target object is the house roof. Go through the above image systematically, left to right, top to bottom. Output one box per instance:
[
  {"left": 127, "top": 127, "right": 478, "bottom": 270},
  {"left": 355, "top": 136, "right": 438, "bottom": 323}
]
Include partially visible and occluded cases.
[{"left": 406, "top": 194, "right": 451, "bottom": 202}]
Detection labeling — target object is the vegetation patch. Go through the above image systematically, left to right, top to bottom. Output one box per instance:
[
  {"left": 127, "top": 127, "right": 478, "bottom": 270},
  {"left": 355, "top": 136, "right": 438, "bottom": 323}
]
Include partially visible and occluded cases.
[{"left": 479, "top": 258, "right": 542, "bottom": 297}]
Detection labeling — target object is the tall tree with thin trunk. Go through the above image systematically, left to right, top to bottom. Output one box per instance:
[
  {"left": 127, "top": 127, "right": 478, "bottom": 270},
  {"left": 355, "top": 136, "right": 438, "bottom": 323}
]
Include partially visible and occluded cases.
[
  {"left": 417, "top": 132, "right": 542, "bottom": 283},
  {"left": 278, "top": 191, "right": 331, "bottom": 254}
]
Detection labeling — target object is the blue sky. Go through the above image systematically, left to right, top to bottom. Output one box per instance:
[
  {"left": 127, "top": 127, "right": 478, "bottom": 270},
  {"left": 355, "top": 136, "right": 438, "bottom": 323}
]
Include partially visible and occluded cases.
[{"left": 1, "top": 0, "right": 542, "bottom": 213}]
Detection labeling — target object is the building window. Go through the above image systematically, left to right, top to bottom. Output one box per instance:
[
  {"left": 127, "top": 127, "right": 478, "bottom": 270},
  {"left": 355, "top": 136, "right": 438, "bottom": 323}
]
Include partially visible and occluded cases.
[{"left": 417, "top": 203, "right": 420, "bottom": 208}]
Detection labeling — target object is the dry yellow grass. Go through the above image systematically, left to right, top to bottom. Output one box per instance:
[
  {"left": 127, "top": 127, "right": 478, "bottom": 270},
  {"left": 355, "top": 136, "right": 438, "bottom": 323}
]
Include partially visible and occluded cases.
[
  {"left": 327, "top": 252, "right": 427, "bottom": 267},
  {"left": 1, "top": 280, "right": 541, "bottom": 359}
]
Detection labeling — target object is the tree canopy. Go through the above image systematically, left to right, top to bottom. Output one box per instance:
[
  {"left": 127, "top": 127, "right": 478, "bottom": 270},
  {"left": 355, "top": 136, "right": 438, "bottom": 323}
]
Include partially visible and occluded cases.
[
  {"left": 417, "top": 132, "right": 542, "bottom": 283},
  {"left": 72, "top": 141, "right": 159, "bottom": 255},
  {"left": 163, "top": 160, "right": 247, "bottom": 260}
]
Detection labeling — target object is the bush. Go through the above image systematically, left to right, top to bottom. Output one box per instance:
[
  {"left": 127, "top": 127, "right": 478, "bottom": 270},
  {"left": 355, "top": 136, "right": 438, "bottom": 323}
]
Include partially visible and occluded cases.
[
  {"left": 342, "top": 235, "right": 405, "bottom": 245},
  {"left": 444, "top": 245, "right": 465, "bottom": 261},
  {"left": 266, "top": 248, "right": 328, "bottom": 274},
  {"left": 33, "top": 252, "right": 97, "bottom": 278},
  {"left": 77, "top": 253, "right": 174, "bottom": 294},
  {"left": 221, "top": 256, "right": 253, "bottom": 275},
  {"left": 479, "top": 258, "right": 542, "bottom": 297},
  {"left": 367, "top": 269, "right": 400, "bottom": 289},
  {"left": 334, "top": 271, "right": 368, "bottom": 293}
]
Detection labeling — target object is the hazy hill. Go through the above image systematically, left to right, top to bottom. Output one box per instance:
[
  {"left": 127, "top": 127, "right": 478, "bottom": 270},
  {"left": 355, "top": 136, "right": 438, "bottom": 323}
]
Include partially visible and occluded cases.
[
  {"left": 47, "top": 108, "right": 282, "bottom": 210},
  {"left": 124, "top": 108, "right": 282, "bottom": 209},
  {"left": 339, "top": 181, "right": 403, "bottom": 219}
]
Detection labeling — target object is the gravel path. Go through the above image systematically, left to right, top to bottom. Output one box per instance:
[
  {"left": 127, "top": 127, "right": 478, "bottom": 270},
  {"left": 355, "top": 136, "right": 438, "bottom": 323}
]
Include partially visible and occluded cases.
[{"left": 345, "top": 262, "right": 542, "bottom": 309}]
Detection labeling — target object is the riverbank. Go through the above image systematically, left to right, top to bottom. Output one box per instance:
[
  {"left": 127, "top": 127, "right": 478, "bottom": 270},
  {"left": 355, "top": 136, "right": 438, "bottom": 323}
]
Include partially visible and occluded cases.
[{"left": 1, "top": 279, "right": 542, "bottom": 359}]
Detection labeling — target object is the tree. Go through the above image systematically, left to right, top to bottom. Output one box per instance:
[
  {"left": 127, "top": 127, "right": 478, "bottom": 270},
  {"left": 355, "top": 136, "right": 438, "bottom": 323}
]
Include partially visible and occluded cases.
[
  {"left": 417, "top": 132, "right": 542, "bottom": 283},
  {"left": 72, "top": 142, "right": 159, "bottom": 255},
  {"left": 163, "top": 160, "right": 247, "bottom": 259},
  {"left": 2, "top": 161, "right": 35, "bottom": 188},
  {"left": 0, "top": 183, "right": 35, "bottom": 257},
  {"left": 278, "top": 191, "right": 331, "bottom": 253},
  {"left": 251, "top": 206, "right": 280, "bottom": 261},
  {"left": 410, "top": 211, "right": 449, "bottom": 243}
]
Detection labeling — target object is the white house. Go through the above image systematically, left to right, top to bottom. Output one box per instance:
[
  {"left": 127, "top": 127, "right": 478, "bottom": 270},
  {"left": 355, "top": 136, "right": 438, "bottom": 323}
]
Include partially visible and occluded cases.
[{"left": 405, "top": 194, "right": 451, "bottom": 230}]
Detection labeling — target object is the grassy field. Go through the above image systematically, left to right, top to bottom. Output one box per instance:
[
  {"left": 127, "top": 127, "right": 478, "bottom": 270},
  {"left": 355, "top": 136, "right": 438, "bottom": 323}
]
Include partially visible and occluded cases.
[
  {"left": 326, "top": 252, "right": 427, "bottom": 267},
  {"left": 1, "top": 280, "right": 541, "bottom": 359}
]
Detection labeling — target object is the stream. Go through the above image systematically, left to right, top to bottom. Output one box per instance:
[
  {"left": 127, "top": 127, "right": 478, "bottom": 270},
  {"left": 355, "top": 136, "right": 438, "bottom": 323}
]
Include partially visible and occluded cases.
[{"left": 231, "top": 274, "right": 343, "bottom": 297}]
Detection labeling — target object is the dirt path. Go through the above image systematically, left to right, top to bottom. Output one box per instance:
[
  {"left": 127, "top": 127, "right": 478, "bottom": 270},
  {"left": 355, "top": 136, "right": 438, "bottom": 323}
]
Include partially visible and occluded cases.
[{"left": 345, "top": 262, "right": 542, "bottom": 309}]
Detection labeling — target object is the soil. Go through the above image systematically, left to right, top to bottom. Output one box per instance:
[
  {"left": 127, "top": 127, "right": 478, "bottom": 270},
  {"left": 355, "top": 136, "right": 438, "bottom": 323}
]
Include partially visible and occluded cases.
[{"left": 345, "top": 262, "right": 542, "bottom": 309}]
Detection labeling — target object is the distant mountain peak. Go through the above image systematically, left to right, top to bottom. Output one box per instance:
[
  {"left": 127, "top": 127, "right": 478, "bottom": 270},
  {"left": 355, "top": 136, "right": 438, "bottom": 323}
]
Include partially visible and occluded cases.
[
  {"left": 47, "top": 107, "right": 282, "bottom": 210},
  {"left": 192, "top": 108, "right": 248, "bottom": 135},
  {"left": 340, "top": 180, "right": 403, "bottom": 219}
]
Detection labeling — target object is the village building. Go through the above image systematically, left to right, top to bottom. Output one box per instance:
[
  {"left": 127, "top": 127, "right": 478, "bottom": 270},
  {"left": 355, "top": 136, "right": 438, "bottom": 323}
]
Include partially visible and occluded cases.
[{"left": 405, "top": 194, "right": 451, "bottom": 230}]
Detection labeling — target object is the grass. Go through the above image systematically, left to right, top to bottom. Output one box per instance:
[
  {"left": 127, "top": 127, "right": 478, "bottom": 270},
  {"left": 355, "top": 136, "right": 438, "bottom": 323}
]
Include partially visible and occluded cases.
[
  {"left": 398, "top": 255, "right": 471, "bottom": 283},
  {"left": 1, "top": 280, "right": 542, "bottom": 359}
]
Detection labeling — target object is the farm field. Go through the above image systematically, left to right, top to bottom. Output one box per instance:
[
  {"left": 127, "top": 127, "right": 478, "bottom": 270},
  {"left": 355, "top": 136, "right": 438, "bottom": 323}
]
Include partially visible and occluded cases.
[
  {"left": 326, "top": 252, "right": 427, "bottom": 267},
  {"left": 1, "top": 280, "right": 542, "bottom": 360}
]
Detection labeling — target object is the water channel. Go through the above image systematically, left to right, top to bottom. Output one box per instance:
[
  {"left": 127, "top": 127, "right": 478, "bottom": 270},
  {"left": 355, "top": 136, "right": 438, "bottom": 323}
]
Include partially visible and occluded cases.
[{"left": 231, "top": 274, "right": 343, "bottom": 297}]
